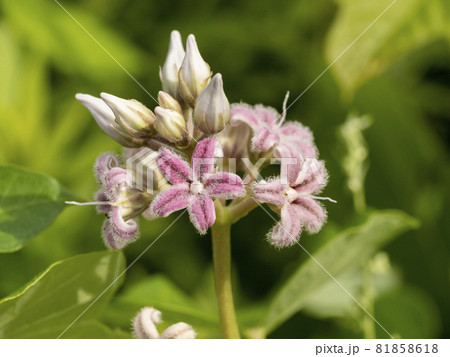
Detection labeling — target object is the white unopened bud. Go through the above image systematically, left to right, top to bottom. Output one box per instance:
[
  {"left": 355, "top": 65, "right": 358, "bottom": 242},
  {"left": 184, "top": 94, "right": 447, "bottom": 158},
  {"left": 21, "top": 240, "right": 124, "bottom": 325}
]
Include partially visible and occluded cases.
[
  {"left": 160, "top": 30, "right": 185, "bottom": 100},
  {"left": 178, "top": 34, "right": 211, "bottom": 107},
  {"left": 193, "top": 73, "right": 230, "bottom": 134},
  {"left": 158, "top": 91, "right": 182, "bottom": 114},
  {"left": 76, "top": 93, "right": 143, "bottom": 147},
  {"left": 100, "top": 93, "right": 155, "bottom": 135},
  {"left": 154, "top": 106, "right": 188, "bottom": 144},
  {"left": 132, "top": 307, "right": 162, "bottom": 339},
  {"left": 160, "top": 322, "right": 197, "bottom": 339}
]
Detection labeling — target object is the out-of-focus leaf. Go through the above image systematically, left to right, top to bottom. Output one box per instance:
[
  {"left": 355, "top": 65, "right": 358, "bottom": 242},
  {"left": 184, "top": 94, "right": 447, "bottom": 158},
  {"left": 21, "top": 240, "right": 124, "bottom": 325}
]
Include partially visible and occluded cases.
[
  {"left": 1, "top": 0, "right": 144, "bottom": 80},
  {"left": 326, "top": 0, "right": 450, "bottom": 93},
  {"left": 0, "top": 166, "right": 74, "bottom": 252},
  {"left": 263, "top": 210, "right": 418, "bottom": 334},
  {"left": 0, "top": 251, "right": 125, "bottom": 338},
  {"left": 103, "top": 274, "right": 221, "bottom": 338},
  {"left": 374, "top": 286, "right": 441, "bottom": 338},
  {"left": 62, "top": 320, "right": 131, "bottom": 339}
]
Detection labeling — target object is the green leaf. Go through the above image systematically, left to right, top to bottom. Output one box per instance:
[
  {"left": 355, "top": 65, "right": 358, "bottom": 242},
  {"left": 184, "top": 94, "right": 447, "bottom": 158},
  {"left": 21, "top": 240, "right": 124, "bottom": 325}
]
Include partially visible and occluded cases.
[
  {"left": 326, "top": 0, "right": 450, "bottom": 93},
  {"left": 0, "top": 166, "right": 74, "bottom": 252},
  {"left": 263, "top": 210, "right": 418, "bottom": 334},
  {"left": 0, "top": 250, "right": 125, "bottom": 338},
  {"left": 103, "top": 274, "right": 221, "bottom": 338},
  {"left": 374, "top": 286, "right": 441, "bottom": 338},
  {"left": 62, "top": 320, "right": 131, "bottom": 339}
]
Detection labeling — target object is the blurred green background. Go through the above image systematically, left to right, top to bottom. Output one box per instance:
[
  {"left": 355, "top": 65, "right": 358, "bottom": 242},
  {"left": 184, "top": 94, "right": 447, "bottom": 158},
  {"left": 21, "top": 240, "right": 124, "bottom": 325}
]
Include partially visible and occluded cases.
[{"left": 0, "top": 0, "right": 449, "bottom": 338}]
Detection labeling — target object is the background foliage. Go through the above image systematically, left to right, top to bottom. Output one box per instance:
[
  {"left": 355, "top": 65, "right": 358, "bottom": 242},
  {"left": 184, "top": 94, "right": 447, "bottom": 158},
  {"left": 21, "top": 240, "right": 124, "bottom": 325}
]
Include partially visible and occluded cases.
[{"left": 0, "top": 0, "right": 449, "bottom": 338}]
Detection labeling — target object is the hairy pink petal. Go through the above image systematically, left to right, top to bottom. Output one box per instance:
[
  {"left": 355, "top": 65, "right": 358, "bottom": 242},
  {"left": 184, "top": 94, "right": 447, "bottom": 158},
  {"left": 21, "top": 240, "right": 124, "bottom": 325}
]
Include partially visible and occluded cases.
[
  {"left": 229, "top": 103, "right": 259, "bottom": 128},
  {"left": 254, "top": 105, "right": 279, "bottom": 126},
  {"left": 280, "top": 122, "right": 314, "bottom": 143},
  {"left": 252, "top": 127, "right": 279, "bottom": 152},
  {"left": 192, "top": 138, "right": 216, "bottom": 180},
  {"left": 273, "top": 143, "right": 302, "bottom": 186},
  {"left": 157, "top": 149, "right": 191, "bottom": 184},
  {"left": 94, "top": 152, "right": 120, "bottom": 184},
  {"left": 294, "top": 160, "right": 328, "bottom": 195},
  {"left": 104, "top": 167, "right": 128, "bottom": 201},
  {"left": 204, "top": 172, "right": 245, "bottom": 199},
  {"left": 252, "top": 179, "right": 287, "bottom": 206},
  {"left": 150, "top": 184, "right": 190, "bottom": 217},
  {"left": 188, "top": 194, "right": 215, "bottom": 234},
  {"left": 294, "top": 197, "right": 326, "bottom": 233},
  {"left": 270, "top": 203, "right": 302, "bottom": 247},
  {"left": 110, "top": 206, "right": 139, "bottom": 241},
  {"left": 102, "top": 220, "right": 128, "bottom": 249}
]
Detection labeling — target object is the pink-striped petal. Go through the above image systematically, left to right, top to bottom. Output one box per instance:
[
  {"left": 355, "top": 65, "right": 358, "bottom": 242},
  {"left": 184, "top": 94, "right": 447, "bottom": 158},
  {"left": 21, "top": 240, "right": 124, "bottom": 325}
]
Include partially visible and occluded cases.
[
  {"left": 229, "top": 103, "right": 259, "bottom": 128},
  {"left": 254, "top": 105, "right": 279, "bottom": 126},
  {"left": 280, "top": 122, "right": 314, "bottom": 143},
  {"left": 252, "top": 127, "right": 279, "bottom": 152},
  {"left": 192, "top": 138, "right": 217, "bottom": 180},
  {"left": 273, "top": 143, "right": 302, "bottom": 186},
  {"left": 157, "top": 149, "right": 191, "bottom": 184},
  {"left": 94, "top": 152, "right": 120, "bottom": 184},
  {"left": 293, "top": 159, "right": 328, "bottom": 195},
  {"left": 104, "top": 167, "right": 128, "bottom": 201},
  {"left": 204, "top": 172, "right": 245, "bottom": 199},
  {"left": 252, "top": 178, "right": 287, "bottom": 206},
  {"left": 150, "top": 184, "right": 190, "bottom": 217},
  {"left": 188, "top": 194, "right": 215, "bottom": 234},
  {"left": 294, "top": 197, "right": 326, "bottom": 233},
  {"left": 269, "top": 203, "right": 302, "bottom": 247},
  {"left": 110, "top": 206, "right": 140, "bottom": 241},
  {"left": 102, "top": 220, "right": 129, "bottom": 250}
]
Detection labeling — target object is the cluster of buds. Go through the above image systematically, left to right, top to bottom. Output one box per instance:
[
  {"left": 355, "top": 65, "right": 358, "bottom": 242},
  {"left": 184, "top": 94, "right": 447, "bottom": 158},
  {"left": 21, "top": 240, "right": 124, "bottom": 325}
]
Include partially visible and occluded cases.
[
  {"left": 73, "top": 30, "right": 333, "bottom": 251},
  {"left": 132, "top": 307, "right": 196, "bottom": 339}
]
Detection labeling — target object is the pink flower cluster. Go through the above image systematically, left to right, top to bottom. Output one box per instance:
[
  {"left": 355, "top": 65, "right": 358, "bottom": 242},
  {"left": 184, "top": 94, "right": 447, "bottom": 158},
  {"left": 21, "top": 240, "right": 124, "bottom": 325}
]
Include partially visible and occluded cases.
[{"left": 76, "top": 30, "right": 332, "bottom": 249}]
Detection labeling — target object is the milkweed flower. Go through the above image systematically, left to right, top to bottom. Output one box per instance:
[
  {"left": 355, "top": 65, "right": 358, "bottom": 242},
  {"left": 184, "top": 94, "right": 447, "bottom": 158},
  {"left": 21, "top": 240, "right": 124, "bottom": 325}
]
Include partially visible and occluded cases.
[
  {"left": 150, "top": 138, "right": 245, "bottom": 234},
  {"left": 94, "top": 153, "right": 152, "bottom": 249},
  {"left": 253, "top": 160, "right": 333, "bottom": 247},
  {"left": 133, "top": 307, "right": 196, "bottom": 339}
]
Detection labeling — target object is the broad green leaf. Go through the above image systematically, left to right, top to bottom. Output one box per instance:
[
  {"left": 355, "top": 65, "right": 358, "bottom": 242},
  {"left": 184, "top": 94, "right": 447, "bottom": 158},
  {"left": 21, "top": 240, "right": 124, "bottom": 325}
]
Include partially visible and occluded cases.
[
  {"left": 326, "top": 0, "right": 450, "bottom": 93},
  {"left": 0, "top": 166, "right": 73, "bottom": 252},
  {"left": 263, "top": 210, "right": 418, "bottom": 334},
  {"left": 0, "top": 250, "right": 125, "bottom": 338},
  {"left": 103, "top": 274, "right": 221, "bottom": 338},
  {"left": 374, "top": 287, "right": 441, "bottom": 338},
  {"left": 62, "top": 320, "right": 131, "bottom": 339}
]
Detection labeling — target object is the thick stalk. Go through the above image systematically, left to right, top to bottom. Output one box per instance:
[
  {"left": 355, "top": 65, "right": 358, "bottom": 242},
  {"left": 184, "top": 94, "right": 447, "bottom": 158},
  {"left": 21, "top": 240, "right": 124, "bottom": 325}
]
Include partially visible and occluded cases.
[{"left": 211, "top": 219, "right": 240, "bottom": 339}]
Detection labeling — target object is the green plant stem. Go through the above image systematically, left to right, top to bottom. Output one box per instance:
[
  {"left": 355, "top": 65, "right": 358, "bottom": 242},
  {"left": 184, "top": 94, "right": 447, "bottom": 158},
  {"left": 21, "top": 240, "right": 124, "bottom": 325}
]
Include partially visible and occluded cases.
[{"left": 211, "top": 215, "right": 240, "bottom": 339}]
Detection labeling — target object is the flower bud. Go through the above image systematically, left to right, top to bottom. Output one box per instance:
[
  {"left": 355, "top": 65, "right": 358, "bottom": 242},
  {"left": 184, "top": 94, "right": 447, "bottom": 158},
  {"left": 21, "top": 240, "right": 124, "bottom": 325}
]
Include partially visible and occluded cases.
[
  {"left": 160, "top": 30, "right": 185, "bottom": 100},
  {"left": 178, "top": 34, "right": 211, "bottom": 107},
  {"left": 193, "top": 73, "right": 230, "bottom": 134},
  {"left": 157, "top": 91, "right": 182, "bottom": 114},
  {"left": 100, "top": 92, "right": 155, "bottom": 136},
  {"left": 76, "top": 93, "right": 143, "bottom": 147},
  {"left": 154, "top": 106, "right": 188, "bottom": 144},
  {"left": 132, "top": 307, "right": 161, "bottom": 339},
  {"left": 160, "top": 322, "right": 197, "bottom": 339}
]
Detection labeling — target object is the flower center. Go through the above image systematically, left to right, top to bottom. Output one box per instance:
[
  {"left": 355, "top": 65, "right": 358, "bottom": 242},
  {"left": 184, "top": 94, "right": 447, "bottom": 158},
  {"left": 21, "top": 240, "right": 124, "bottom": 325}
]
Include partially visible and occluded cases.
[
  {"left": 190, "top": 181, "right": 204, "bottom": 195},
  {"left": 284, "top": 187, "right": 298, "bottom": 203}
]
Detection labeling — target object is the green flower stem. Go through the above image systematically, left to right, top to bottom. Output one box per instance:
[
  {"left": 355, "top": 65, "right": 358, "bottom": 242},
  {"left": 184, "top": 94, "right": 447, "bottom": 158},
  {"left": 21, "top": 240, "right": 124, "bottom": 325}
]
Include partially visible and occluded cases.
[{"left": 211, "top": 203, "right": 240, "bottom": 339}]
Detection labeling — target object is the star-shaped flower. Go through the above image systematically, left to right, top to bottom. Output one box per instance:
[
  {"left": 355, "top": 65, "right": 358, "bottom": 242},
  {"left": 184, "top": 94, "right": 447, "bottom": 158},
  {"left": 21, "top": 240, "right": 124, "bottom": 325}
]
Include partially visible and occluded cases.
[
  {"left": 150, "top": 138, "right": 245, "bottom": 234},
  {"left": 252, "top": 159, "right": 332, "bottom": 247}
]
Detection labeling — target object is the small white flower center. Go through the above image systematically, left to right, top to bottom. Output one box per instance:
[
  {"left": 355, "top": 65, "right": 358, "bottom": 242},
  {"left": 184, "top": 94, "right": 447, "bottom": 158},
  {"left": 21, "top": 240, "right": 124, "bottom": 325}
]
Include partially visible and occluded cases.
[
  {"left": 190, "top": 181, "right": 204, "bottom": 195},
  {"left": 284, "top": 187, "right": 299, "bottom": 203}
]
